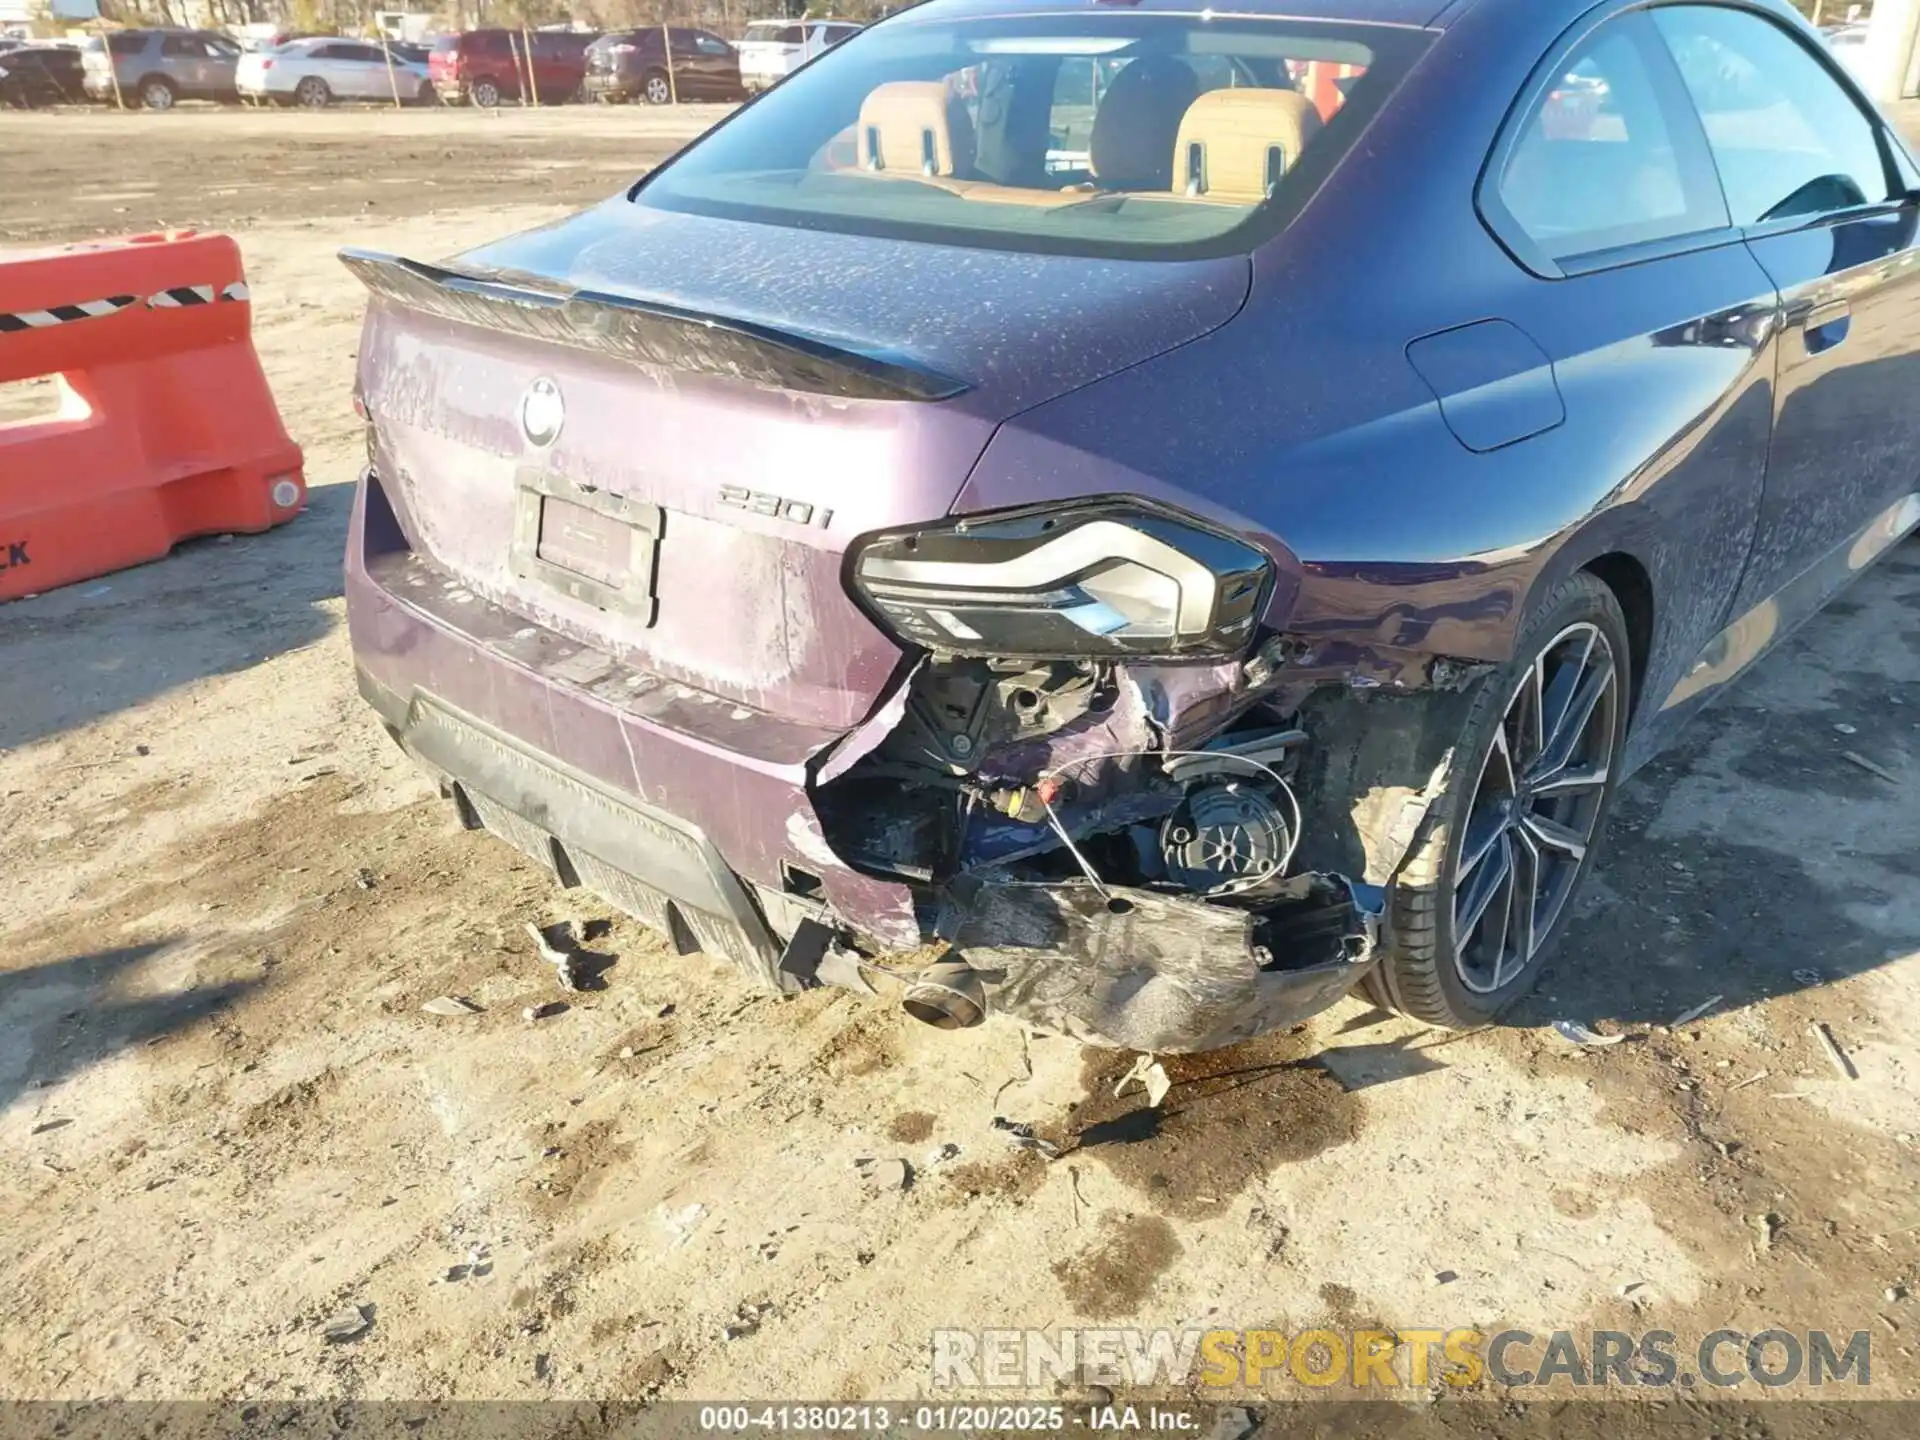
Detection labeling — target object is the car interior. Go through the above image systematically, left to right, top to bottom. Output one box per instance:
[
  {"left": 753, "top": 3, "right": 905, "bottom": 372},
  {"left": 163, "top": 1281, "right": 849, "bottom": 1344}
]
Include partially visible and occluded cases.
[{"left": 813, "top": 45, "right": 1358, "bottom": 212}]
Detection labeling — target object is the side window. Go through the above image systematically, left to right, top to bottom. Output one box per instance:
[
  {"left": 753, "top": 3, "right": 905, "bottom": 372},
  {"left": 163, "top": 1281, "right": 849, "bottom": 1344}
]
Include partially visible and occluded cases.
[
  {"left": 1652, "top": 6, "right": 1892, "bottom": 225},
  {"left": 1493, "top": 15, "right": 1727, "bottom": 264},
  {"left": 161, "top": 36, "right": 200, "bottom": 58},
  {"left": 696, "top": 37, "right": 728, "bottom": 56},
  {"left": 310, "top": 44, "right": 342, "bottom": 61}
]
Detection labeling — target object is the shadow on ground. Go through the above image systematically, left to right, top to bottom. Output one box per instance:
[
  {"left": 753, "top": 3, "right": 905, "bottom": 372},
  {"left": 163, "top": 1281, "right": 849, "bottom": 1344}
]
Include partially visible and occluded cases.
[
  {"left": 0, "top": 483, "right": 351, "bottom": 752},
  {"left": 1517, "top": 543, "right": 1920, "bottom": 1030},
  {"left": 0, "top": 941, "right": 262, "bottom": 1116}
]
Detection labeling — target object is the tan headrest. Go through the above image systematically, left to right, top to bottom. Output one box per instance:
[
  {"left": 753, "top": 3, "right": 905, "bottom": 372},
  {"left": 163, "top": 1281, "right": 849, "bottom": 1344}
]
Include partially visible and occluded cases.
[
  {"left": 856, "top": 81, "right": 973, "bottom": 178},
  {"left": 1172, "top": 89, "right": 1324, "bottom": 203}
]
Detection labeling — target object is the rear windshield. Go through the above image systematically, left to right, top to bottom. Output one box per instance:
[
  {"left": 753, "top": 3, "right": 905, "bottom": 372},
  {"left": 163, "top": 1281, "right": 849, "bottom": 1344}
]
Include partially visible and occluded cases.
[
  {"left": 634, "top": 11, "right": 1419, "bottom": 259},
  {"left": 745, "top": 23, "right": 804, "bottom": 43},
  {"left": 430, "top": 35, "right": 459, "bottom": 52}
]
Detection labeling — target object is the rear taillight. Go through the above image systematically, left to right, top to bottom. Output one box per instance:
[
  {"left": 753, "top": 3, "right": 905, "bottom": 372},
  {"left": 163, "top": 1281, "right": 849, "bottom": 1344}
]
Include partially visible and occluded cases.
[
  {"left": 261, "top": 58, "right": 274, "bottom": 70},
  {"left": 848, "top": 501, "right": 1271, "bottom": 659}
]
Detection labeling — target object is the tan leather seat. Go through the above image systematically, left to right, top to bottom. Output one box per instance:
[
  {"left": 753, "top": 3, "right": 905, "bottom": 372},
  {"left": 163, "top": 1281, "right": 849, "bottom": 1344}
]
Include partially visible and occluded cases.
[
  {"left": 1089, "top": 56, "right": 1199, "bottom": 191},
  {"left": 855, "top": 80, "right": 974, "bottom": 177},
  {"left": 1171, "top": 89, "right": 1324, "bottom": 203}
]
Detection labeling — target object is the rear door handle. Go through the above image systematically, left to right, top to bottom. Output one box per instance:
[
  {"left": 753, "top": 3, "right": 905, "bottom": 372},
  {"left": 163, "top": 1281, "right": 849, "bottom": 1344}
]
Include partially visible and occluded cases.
[{"left": 1800, "top": 299, "right": 1852, "bottom": 354}]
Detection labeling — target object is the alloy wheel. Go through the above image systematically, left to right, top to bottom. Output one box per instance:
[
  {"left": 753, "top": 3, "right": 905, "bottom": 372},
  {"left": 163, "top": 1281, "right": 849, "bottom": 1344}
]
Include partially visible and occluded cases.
[
  {"left": 646, "top": 74, "right": 671, "bottom": 104},
  {"left": 296, "top": 78, "right": 329, "bottom": 108},
  {"left": 471, "top": 79, "right": 499, "bottom": 107},
  {"left": 142, "top": 80, "right": 174, "bottom": 111},
  {"left": 1451, "top": 621, "right": 1620, "bottom": 996}
]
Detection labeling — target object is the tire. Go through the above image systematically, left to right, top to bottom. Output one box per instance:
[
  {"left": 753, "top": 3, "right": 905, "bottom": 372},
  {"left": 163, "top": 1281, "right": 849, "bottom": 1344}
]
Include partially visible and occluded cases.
[
  {"left": 642, "top": 69, "right": 672, "bottom": 105},
  {"left": 138, "top": 76, "right": 176, "bottom": 111},
  {"left": 294, "top": 76, "right": 330, "bottom": 109},
  {"left": 469, "top": 76, "right": 501, "bottom": 108},
  {"left": 1369, "top": 571, "right": 1632, "bottom": 1028}
]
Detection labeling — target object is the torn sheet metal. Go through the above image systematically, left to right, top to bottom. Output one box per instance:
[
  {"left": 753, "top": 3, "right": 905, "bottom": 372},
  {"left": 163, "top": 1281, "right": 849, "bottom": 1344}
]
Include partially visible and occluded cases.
[{"left": 939, "top": 874, "right": 1377, "bottom": 1054}]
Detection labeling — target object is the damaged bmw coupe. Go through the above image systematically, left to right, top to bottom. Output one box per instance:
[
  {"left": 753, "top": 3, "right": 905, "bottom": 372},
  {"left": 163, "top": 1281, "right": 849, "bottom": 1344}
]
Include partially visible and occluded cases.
[{"left": 343, "top": 0, "right": 1920, "bottom": 1052}]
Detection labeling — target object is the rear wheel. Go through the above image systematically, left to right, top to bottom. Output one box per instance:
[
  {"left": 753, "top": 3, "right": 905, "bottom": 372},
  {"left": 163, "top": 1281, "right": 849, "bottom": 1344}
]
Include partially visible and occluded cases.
[
  {"left": 642, "top": 69, "right": 672, "bottom": 105},
  {"left": 138, "top": 75, "right": 176, "bottom": 111},
  {"left": 294, "top": 76, "right": 330, "bottom": 109},
  {"left": 469, "top": 76, "right": 501, "bottom": 108},
  {"left": 1371, "top": 572, "right": 1630, "bottom": 1027}
]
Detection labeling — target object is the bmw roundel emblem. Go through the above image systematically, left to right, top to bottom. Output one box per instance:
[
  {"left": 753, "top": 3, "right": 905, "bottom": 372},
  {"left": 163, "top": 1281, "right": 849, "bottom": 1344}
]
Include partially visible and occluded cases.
[{"left": 519, "top": 377, "right": 564, "bottom": 448}]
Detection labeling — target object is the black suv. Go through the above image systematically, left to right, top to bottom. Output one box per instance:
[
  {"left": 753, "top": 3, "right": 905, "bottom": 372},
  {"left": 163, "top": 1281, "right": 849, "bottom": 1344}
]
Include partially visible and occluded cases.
[
  {"left": 581, "top": 28, "right": 742, "bottom": 105},
  {"left": 1, "top": 44, "right": 86, "bottom": 108}
]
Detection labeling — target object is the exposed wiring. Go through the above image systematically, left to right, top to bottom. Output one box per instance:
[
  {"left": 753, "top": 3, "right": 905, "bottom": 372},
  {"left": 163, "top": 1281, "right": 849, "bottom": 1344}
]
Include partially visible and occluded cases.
[{"left": 1034, "top": 747, "right": 1303, "bottom": 900}]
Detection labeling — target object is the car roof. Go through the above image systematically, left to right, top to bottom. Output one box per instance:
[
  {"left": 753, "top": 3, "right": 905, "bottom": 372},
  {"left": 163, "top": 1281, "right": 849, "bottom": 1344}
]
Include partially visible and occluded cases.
[{"left": 916, "top": 0, "right": 1461, "bottom": 27}]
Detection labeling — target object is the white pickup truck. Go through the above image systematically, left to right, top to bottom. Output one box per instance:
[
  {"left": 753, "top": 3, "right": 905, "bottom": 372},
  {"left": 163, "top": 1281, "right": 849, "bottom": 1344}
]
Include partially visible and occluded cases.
[{"left": 736, "top": 18, "right": 860, "bottom": 94}]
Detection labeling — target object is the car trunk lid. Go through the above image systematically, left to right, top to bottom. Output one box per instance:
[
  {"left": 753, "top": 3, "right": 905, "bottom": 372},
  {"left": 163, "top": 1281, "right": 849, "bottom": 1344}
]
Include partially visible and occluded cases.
[{"left": 346, "top": 199, "right": 1249, "bottom": 733}]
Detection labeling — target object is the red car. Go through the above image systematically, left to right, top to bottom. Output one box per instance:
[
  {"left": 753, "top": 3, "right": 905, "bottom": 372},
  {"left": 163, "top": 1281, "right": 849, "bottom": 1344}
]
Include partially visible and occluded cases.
[{"left": 427, "top": 28, "right": 597, "bottom": 107}]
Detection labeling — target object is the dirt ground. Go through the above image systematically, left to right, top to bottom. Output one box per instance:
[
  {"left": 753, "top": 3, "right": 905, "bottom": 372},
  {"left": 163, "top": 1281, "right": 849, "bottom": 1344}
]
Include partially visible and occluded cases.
[{"left": 3, "top": 106, "right": 1919, "bottom": 1425}]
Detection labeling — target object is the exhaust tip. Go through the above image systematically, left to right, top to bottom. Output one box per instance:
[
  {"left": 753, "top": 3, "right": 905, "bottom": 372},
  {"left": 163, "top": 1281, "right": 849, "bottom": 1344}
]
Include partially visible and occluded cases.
[{"left": 902, "top": 956, "right": 986, "bottom": 1031}]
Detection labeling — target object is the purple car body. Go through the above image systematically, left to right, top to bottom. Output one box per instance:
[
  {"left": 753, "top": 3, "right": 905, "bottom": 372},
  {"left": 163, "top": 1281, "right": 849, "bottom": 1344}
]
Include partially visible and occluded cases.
[{"left": 345, "top": 0, "right": 1920, "bottom": 1050}]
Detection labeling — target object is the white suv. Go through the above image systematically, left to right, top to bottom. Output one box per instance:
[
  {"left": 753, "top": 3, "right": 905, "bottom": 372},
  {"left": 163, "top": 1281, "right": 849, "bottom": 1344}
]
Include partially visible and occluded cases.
[{"left": 737, "top": 18, "right": 859, "bottom": 94}]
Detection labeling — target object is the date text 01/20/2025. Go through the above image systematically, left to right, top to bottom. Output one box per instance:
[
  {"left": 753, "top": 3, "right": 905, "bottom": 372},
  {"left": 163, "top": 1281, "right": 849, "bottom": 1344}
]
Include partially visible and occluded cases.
[{"left": 695, "top": 1405, "right": 1202, "bottom": 1432}]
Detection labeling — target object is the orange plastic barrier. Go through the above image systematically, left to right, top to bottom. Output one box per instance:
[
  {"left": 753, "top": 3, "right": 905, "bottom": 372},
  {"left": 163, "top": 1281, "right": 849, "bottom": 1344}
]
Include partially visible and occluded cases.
[{"left": 0, "top": 230, "right": 305, "bottom": 603}]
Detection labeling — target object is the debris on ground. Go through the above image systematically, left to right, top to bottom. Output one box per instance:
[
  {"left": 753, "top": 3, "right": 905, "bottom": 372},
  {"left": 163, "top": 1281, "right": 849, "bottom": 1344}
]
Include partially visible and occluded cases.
[
  {"left": 1842, "top": 750, "right": 1898, "bottom": 784},
  {"left": 355, "top": 868, "right": 376, "bottom": 890},
  {"left": 526, "top": 921, "right": 582, "bottom": 992},
  {"left": 1792, "top": 968, "right": 1824, "bottom": 986},
  {"left": 1669, "top": 995, "right": 1723, "bottom": 1028},
  {"left": 421, "top": 996, "right": 483, "bottom": 1017},
  {"left": 523, "top": 1002, "right": 565, "bottom": 1022},
  {"left": 1552, "top": 1019, "right": 1628, "bottom": 1048},
  {"left": 1811, "top": 1021, "right": 1858, "bottom": 1080},
  {"left": 1113, "top": 1053, "right": 1173, "bottom": 1107},
  {"left": 1729, "top": 1070, "right": 1770, "bottom": 1092},
  {"left": 990, "top": 1116, "right": 1061, "bottom": 1161},
  {"left": 30, "top": 1119, "right": 71, "bottom": 1135},
  {"left": 924, "top": 1143, "right": 962, "bottom": 1167},
  {"left": 855, "top": 1157, "right": 913, "bottom": 1192},
  {"left": 657, "top": 1202, "right": 706, "bottom": 1248},
  {"left": 1755, "top": 1213, "right": 1782, "bottom": 1252},
  {"left": 445, "top": 1245, "right": 492, "bottom": 1282},
  {"left": 1430, "top": 1269, "right": 1459, "bottom": 1286},
  {"left": 723, "top": 1301, "right": 774, "bottom": 1341},
  {"left": 322, "top": 1305, "right": 371, "bottom": 1343},
  {"left": 1204, "top": 1406, "right": 1260, "bottom": 1440}
]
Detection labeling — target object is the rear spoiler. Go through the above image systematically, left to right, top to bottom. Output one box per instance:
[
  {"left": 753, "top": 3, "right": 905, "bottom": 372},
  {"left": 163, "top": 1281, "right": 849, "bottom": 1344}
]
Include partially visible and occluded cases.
[{"left": 337, "top": 248, "right": 968, "bottom": 404}]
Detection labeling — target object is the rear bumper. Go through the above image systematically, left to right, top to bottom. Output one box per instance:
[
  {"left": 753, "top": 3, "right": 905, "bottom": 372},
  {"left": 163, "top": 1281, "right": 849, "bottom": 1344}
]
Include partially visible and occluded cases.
[
  {"left": 580, "top": 72, "right": 635, "bottom": 99},
  {"left": 344, "top": 470, "right": 1373, "bottom": 1049},
  {"left": 345, "top": 470, "right": 927, "bottom": 970}
]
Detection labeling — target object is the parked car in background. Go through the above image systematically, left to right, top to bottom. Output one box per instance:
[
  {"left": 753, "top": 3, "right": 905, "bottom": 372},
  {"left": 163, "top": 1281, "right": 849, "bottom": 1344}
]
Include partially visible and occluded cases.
[
  {"left": 737, "top": 18, "right": 859, "bottom": 94},
  {"left": 1823, "top": 22, "right": 1871, "bottom": 80},
  {"left": 582, "top": 27, "right": 743, "bottom": 104},
  {"left": 82, "top": 28, "right": 242, "bottom": 110},
  {"left": 427, "top": 28, "right": 596, "bottom": 107},
  {"left": 238, "top": 36, "right": 433, "bottom": 108},
  {"left": 0, "top": 43, "right": 86, "bottom": 107}
]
